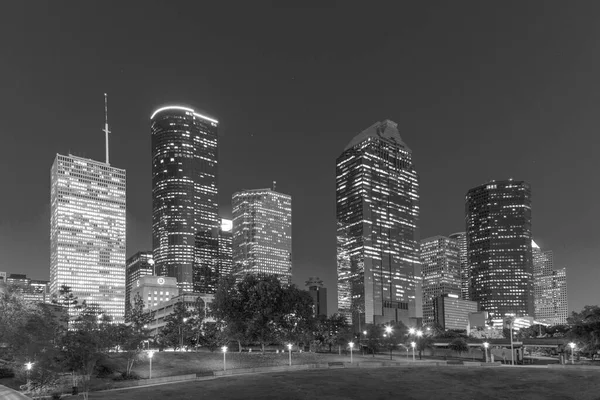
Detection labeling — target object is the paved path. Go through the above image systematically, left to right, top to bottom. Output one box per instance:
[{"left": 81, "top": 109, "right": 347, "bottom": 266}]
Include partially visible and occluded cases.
[{"left": 0, "top": 385, "right": 31, "bottom": 399}]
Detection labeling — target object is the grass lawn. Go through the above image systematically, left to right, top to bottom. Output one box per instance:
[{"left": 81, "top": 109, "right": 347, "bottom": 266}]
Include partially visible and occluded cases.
[{"left": 88, "top": 366, "right": 600, "bottom": 400}]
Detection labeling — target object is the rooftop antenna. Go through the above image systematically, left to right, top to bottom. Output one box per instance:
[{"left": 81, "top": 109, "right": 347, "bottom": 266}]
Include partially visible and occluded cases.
[
  {"left": 102, "top": 93, "right": 110, "bottom": 165},
  {"left": 273, "top": 180, "right": 276, "bottom": 191}
]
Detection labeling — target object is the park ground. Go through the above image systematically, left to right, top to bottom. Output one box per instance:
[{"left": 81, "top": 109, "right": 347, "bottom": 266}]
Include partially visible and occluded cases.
[{"left": 88, "top": 366, "right": 600, "bottom": 400}]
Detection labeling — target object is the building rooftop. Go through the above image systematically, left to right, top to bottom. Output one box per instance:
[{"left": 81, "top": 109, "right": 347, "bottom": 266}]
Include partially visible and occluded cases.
[{"left": 344, "top": 120, "right": 410, "bottom": 151}]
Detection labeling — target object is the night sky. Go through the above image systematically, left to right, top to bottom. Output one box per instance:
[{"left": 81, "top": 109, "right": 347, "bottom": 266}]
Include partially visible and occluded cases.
[{"left": 1, "top": 1, "right": 598, "bottom": 315}]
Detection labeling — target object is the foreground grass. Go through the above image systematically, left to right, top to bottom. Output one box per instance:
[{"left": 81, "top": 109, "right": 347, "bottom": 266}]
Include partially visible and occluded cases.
[{"left": 89, "top": 366, "right": 600, "bottom": 400}]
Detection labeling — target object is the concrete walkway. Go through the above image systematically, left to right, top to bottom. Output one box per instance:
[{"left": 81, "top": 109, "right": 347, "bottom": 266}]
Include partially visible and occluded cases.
[{"left": 0, "top": 385, "right": 31, "bottom": 399}]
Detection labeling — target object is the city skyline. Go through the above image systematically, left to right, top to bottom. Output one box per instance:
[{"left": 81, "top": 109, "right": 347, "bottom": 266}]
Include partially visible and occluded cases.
[{"left": 1, "top": 2, "right": 599, "bottom": 315}]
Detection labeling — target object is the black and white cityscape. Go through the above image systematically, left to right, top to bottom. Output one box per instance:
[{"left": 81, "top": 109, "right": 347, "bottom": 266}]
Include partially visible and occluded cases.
[{"left": 1, "top": 2, "right": 599, "bottom": 399}]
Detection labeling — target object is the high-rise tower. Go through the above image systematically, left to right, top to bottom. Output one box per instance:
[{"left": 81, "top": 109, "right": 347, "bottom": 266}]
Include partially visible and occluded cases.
[
  {"left": 151, "top": 106, "right": 219, "bottom": 292},
  {"left": 336, "top": 120, "right": 420, "bottom": 329},
  {"left": 50, "top": 154, "right": 126, "bottom": 322},
  {"left": 466, "top": 180, "right": 534, "bottom": 319},
  {"left": 232, "top": 188, "right": 292, "bottom": 284},
  {"left": 448, "top": 232, "right": 468, "bottom": 300},
  {"left": 420, "top": 236, "right": 461, "bottom": 325},
  {"left": 532, "top": 240, "right": 568, "bottom": 325}
]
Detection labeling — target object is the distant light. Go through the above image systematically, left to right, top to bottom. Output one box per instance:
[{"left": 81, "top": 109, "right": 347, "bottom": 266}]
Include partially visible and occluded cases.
[
  {"left": 150, "top": 106, "right": 219, "bottom": 124},
  {"left": 221, "top": 219, "right": 233, "bottom": 232},
  {"left": 448, "top": 293, "right": 459, "bottom": 298},
  {"left": 385, "top": 326, "right": 393, "bottom": 334},
  {"left": 349, "top": 342, "right": 354, "bottom": 348},
  {"left": 411, "top": 342, "right": 416, "bottom": 348},
  {"left": 483, "top": 342, "right": 489, "bottom": 348},
  {"left": 569, "top": 342, "right": 576, "bottom": 349},
  {"left": 287, "top": 343, "right": 293, "bottom": 350},
  {"left": 222, "top": 346, "right": 228, "bottom": 353},
  {"left": 148, "top": 350, "right": 155, "bottom": 358},
  {"left": 25, "top": 362, "right": 33, "bottom": 370}
]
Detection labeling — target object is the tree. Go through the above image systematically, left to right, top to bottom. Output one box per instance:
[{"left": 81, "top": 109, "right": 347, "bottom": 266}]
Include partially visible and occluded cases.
[
  {"left": 211, "top": 275, "right": 247, "bottom": 352},
  {"left": 277, "top": 285, "right": 315, "bottom": 348},
  {"left": 118, "top": 294, "right": 154, "bottom": 376},
  {"left": 157, "top": 301, "right": 192, "bottom": 350},
  {"left": 567, "top": 305, "right": 600, "bottom": 359},
  {"left": 199, "top": 322, "right": 222, "bottom": 352},
  {"left": 364, "top": 324, "right": 383, "bottom": 356},
  {"left": 448, "top": 337, "right": 469, "bottom": 356}
]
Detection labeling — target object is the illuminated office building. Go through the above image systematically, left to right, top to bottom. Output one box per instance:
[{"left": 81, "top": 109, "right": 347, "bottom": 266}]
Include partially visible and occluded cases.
[
  {"left": 151, "top": 106, "right": 219, "bottom": 292},
  {"left": 336, "top": 120, "right": 421, "bottom": 329},
  {"left": 50, "top": 154, "right": 126, "bottom": 322},
  {"left": 466, "top": 180, "right": 534, "bottom": 318},
  {"left": 232, "top": 188, "right": 292, "bottom": 284},
  {"left": 194, "top": 218, "right": 233, "bottom": 293},
  {"left": 218, "top": 219, "right": 233, "bottom": 276},
  {"left": 449, "top": 232, "right": 469, "bottom": 300},
  {"left": 420, "top": 236, "right": 461, "bottom": 325},
  {"left": 532, "top": 240, "right": 568, "bottom": 325},
  {"left": 126, "top": 251, "right": 154, "bottom": 314},
  {"left": 4, "top": 274, "right": 50, "bottom": 303},
  {"left": 130, "top": 275, "right": 179, "bottom": 310},
  {"left": 434, "top": 293, "right": 478, "bottom": 331}
]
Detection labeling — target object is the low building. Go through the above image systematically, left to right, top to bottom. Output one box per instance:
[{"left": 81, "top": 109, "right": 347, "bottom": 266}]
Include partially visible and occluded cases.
[
  {"left": 126, "top": 251, "right": 154, "bottom": 314},
  {"left": 3, "top": 274, "right": 50, "bottom": 303},
  {"left": 130, "top": 276, "right": 179, "bottom": 310},
  {"left": 305, "top": 276, "right": 327, "bottom": 316},
  {"left": 146, "top": 293, "right": 214, "bottom": 336},
  {"left": 434, "top": 293, "right": 478, "bottom": 331}
]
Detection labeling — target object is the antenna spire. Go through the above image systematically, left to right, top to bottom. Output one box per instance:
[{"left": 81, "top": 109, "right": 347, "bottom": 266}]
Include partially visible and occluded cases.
[{"left": 103, "top": 93, "right": 111, "bottom": 165}]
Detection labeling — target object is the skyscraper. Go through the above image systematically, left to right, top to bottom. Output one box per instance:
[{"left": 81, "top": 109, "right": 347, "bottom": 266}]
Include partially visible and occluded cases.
[
  {"left": 151, "top": 106, "right": 219, "bottom": 292},
  {"left": 336, "top": 120, "right": 420, "bottom": 329},
  {"left": 50, "top": 154, "right": 126, "bottom": 322},
  {"left": 466, "top": 180, "right": 534, "bottom": 319},
  {"left": 232, "top": 188, "right": 292, "bottom": 284},
  {"left": 193, "top": 218, "right": 233, "bottom": 294},
  {"left": 218, "top": 219, "right": 233, "bottom": 277},
  {"left": 448, "top": 232, "right": 469, "bottom": 300},
  {"left": 420, "top": 236, "right": 461, "bottom": 325},
  {"left": 532, "top": 240, "right": 568, "bottom": 325},
  {"left": 125, "top": 251, "right": 154, "bottom": 314},
  {"left": 305, "top": 276, "right": 328, "bottom": 316}
]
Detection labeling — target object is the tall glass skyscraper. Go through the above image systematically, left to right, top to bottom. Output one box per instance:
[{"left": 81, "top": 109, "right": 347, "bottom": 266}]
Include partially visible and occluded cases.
[
  {"left": 151, "top": 106, "right": 219, "bottom": 292},
  {"left": 336, "top": 120, "right": 420, "bottom": 329},
  {"left": 50, "top": 154, "right": 126, "bottom": 322},
  {"left": 466, "top": 180, "right": 534, "bottom": 319},
  {"left": 232, "top": 188, "right": 292, "bottom": 284},
  {"left": 448, "top": 232, "right": 469, "bottom": 300},
  {"left": 420, "top": 236, "right": 461, "bottom": 325},
  {"left": 532, "top": 240, "right": 568, "bottom": 325}
]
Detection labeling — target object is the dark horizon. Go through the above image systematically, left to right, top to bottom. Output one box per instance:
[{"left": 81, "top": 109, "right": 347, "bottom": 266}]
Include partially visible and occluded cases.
[{"left": 1, "top": 1, "right": 599, "bottom": 314}]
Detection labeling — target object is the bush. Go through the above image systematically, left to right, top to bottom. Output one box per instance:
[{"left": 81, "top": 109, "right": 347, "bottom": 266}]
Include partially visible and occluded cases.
[{"left": 0, "top": 366, "right": 14, "bottom": 378}]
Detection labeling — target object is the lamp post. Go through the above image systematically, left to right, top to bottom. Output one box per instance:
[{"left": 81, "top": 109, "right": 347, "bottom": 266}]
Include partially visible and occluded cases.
[
  {"left": 180, "top": 317, "right": 188, "bottom": 350},
  {"left": 385, "top": 326, "right": 393, "bottom": 360},
  {"left": 362, "top": 330, "right": 367, "bottom": 355},
  {"left": 416, "top": 330, "right": 423, "bottom": 360},
  {"left": 349, "top": 342, "right": 354, "bottom": 364},
  {"left": 411, "top": 342, "right": 416, "bottom": 361},
  {"left": 483, "top": 342, "right": 489, "bottom": 363},
  {"left": 568, "top": 342, "right": 576, "bottom": 365},
  {"left": 287, "top": 344, "right": 293, "bottom": 366},
  {"left": 222, "top": 346, "right": 228, "bottom": 371},
  {"left": 148, "top": 351, "right": 155, "bottom": 379},
  {"left": 25, "top": 362, "right": 33, "bottom": 392}
]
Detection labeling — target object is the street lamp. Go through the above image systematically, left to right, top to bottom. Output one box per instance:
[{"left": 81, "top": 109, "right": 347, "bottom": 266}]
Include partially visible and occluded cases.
[
  {"left": 180, "top": 317, "right": 188, "bottom": 350},
  {"left": 385, "top": 326, "right": 393, "bottom": 360},
  {"left": 409, "top": 328, "right": 416, "bottom": 335},
  {"left": 362, "top": 330, "right": 367, "bottom": 355},
  {"left": 415, "top": 330, "right": 423, "bottom": 359},
  {"left": 349, "top": 342, "right": 354, "bottom": 364},
  {"left": 411, "top": 342, "right": 416, "bottom": 361},
  {"left": 483, "top": 342, "right": 489, "bottom": 363},
  {"left": 568, "top": 342, "right": 576, "bottom": 365},
  {"left": 287, "top": 343, "right": 293, "bottom": 366},
  {"left": 222, "top": 346, "right": 228, "bottom": 371},
  {"left": 148, "top": 351, "right": 155, "bottom": 379},
  {"left": 25, "top": 362, "right": 33, "bottom": 392}
]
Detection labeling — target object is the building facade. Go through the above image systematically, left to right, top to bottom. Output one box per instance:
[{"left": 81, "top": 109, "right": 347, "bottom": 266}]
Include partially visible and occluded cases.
[
  {"left": 151, "top": 106, "right": 219, "bottom": 292},
  {"left": 336, "top": 120, "right": 421, "bottom": 329},
  {"left": 50, "top": 154, "right": 126, "bottom": 322},
  {"left": 466, "top": 180, "right": 534, "bottom": 319},
  {"left": 232, "top": 188, "right": 292, "bottom": 284},
  {"left": 193, "top": 218, "right": 233, "bottom": 293},
  {"left": 218, "top": 219, "right": 233, "bottom": 276},
  {"left": 448, "top": 232, "right": 469, "bottom": 300},
  {"left": 420, "top": 236, "right": 461, "bottom": 326},
  {"left": 532, "top": 240, "right": 568, "bottom": 325},
  {"left": 126, "top": 251, "right": 154, "bottom": 314},
  {"left": 3, "top": 274, "right": 50, "bottom": 303},
  {"left": 130, "top": 275, "right": 179, "bottom": 310},
  {"left": 305, "top": 276, "right": 328, "bottom": 316},
  {"left": 146, "top": 293, "right": 214, "bottom": 336},
  {"left": 433, "top": 293, "right": 479, "bottom": 331}
]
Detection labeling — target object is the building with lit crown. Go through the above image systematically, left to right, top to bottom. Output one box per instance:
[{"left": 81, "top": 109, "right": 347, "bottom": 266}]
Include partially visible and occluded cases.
[
  {"left": 151, "top": 106, "right": 219, "bottom": 292},
  {"left": 336, "top": 120, "right": 421, "bottom": 329},
  {"left": 50, "top": 154, "right": 126, "bottom": 322},
  {"left": 466, "top": 180, "right": 534, "bottom": 319},
  {"left": 232, "top": 188, "right": 292, "bottom": 284},
  {"left": 448, "top": 232, "right": 469, "bottom": 300},
  {"left": 420, "top": 236, "right": 461, "bottom": 325},
  {"left": 532, "top": 240, "right": 568, "bottom": 325},
  {"left": 126, "top": 251, "right": 154, "bottom": 314},
  {"left": 130, "top": 275, "right": 179, "bottom": 310}
]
